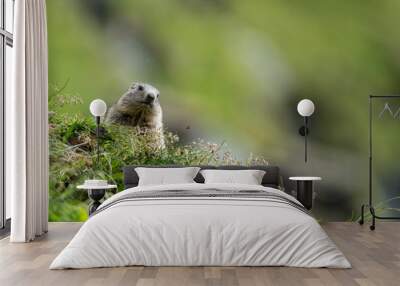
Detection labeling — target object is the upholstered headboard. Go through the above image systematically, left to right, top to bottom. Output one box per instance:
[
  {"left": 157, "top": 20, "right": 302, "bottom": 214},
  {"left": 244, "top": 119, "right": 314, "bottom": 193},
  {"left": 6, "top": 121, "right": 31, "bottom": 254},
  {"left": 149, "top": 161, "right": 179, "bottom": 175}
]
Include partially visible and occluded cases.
[{"left": 122, "top": 165, "right": 281, "bottom": 189}]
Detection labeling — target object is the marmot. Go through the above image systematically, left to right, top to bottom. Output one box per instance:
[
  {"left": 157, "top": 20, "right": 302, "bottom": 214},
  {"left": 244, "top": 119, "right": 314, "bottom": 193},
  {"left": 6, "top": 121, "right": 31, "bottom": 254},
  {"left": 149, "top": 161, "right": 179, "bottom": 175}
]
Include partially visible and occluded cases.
[{"left": 106, "top": 82, "right": 165, "bottom": 148}]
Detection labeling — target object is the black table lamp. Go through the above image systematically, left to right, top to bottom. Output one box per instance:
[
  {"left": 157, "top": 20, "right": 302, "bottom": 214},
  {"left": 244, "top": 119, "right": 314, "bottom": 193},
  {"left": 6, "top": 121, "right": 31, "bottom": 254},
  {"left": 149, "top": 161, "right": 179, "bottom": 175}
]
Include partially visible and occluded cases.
[
  {"left": 89, "top": 99, "right": 107, "bottom": 165},
  {"left": 297, "top": 99, "right": 315, "bottom": 162}
]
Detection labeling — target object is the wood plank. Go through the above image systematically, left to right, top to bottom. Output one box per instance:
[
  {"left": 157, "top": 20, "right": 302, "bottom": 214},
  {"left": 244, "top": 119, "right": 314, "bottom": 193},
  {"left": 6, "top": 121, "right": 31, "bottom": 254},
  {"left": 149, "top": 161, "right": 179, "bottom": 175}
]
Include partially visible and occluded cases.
[{"left": 0, "top": 222, "right": 399, "bottom": 286}]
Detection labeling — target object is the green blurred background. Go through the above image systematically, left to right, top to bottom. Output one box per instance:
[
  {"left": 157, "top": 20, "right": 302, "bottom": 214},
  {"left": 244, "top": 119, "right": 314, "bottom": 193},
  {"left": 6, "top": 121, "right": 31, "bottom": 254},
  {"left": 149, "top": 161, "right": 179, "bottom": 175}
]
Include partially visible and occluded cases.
[{"left": 47, "top": 0, "right": 400, "bottom": 220}]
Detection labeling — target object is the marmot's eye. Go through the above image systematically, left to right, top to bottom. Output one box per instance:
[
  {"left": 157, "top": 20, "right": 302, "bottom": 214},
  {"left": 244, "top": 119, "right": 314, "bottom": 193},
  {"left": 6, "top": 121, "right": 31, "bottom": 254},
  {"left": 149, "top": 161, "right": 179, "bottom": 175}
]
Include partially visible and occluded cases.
[
  {"left": 138, "top": 85, "right": 144, "bottom": 91},
  {"left": 157, "top": 94, "right": 160, "bottom": 98}
]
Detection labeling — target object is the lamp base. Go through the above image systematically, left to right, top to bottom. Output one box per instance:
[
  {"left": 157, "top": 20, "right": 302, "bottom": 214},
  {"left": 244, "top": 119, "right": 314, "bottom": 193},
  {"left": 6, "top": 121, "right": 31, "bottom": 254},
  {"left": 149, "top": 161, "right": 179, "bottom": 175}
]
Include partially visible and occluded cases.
[{"left": 298, "top": 126, "right": 309, "bottom": 136}]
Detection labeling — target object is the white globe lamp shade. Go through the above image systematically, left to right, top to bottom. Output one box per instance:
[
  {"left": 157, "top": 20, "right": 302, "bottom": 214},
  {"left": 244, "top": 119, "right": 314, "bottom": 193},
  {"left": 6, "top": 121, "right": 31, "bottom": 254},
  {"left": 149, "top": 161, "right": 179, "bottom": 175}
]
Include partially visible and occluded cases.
[
  {"left": 90, "top": 99, "right": 107, "bottom": 117},
  {"left": 297, "top": 99, "right": 315, "bottom": 117}
]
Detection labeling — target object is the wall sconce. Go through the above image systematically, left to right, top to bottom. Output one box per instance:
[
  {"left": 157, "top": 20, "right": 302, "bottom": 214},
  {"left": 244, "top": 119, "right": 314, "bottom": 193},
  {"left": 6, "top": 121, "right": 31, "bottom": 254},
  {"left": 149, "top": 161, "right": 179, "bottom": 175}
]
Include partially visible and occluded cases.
[
  {"left": 89, "top": 99, "right": 107, "bottom": 165},
  {"left": 297, "top": 99, "right": 315, "bottom": 162}
]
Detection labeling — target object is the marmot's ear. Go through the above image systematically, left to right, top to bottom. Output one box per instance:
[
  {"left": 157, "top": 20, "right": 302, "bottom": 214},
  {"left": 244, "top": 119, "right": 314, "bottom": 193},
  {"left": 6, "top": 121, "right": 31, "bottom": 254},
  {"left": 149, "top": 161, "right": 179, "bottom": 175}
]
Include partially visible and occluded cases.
[{"left": 130, "top": 82, "right": 138, "bottom": 90}]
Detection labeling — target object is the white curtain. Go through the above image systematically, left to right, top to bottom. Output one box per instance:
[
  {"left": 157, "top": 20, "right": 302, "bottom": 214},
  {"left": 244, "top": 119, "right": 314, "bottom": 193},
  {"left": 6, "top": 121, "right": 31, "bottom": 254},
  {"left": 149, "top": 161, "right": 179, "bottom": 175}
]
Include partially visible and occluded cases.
[{"left": 8, "top": 0, "right": 49, "bottom": 242}]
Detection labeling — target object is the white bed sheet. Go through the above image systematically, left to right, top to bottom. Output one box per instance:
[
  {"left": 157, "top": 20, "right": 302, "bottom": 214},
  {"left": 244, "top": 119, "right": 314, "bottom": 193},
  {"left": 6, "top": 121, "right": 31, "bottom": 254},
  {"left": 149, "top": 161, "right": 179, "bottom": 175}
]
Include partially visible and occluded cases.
[{"left": 50, "top": 183, "right": 350, "bottom": 269}]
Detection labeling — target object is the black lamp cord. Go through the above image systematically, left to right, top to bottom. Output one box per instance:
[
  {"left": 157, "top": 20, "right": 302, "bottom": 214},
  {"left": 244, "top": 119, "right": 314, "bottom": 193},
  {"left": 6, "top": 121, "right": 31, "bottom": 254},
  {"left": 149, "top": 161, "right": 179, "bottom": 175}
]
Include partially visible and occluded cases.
[
  {"left": 96, "top": 116, "right": 100, "bottom": 167},
  {"left": 304, "top": 116, "right": 308, "bottom": 163}
]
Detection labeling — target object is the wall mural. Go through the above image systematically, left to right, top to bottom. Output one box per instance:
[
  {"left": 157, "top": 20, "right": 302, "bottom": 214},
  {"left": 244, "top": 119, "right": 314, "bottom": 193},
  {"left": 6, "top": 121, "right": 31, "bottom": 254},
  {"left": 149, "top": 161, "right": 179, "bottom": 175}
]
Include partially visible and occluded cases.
[
  {"left": 47, "top": 0, "right": 400, "bottom": 221},
  {"left": 106, "top": 82, "right": 165, "bottom": 148}
]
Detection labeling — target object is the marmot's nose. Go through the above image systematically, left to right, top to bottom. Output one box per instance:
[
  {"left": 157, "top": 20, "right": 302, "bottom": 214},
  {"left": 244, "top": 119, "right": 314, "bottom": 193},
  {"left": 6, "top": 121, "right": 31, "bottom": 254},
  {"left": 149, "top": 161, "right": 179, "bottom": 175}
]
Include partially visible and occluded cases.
[{"left": 146, "top": 94, "right": 155, "bottom": 101}]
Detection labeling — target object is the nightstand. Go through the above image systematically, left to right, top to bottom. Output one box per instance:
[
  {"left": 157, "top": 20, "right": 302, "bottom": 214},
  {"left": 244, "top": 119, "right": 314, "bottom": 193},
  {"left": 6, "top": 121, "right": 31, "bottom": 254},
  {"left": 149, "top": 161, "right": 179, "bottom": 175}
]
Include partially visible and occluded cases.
[
  {"left": 289, "top": 177, "right": 321, "bottom": 210},
  {"left": 77, "top": 184, "right": 117, "bottom": 215}
]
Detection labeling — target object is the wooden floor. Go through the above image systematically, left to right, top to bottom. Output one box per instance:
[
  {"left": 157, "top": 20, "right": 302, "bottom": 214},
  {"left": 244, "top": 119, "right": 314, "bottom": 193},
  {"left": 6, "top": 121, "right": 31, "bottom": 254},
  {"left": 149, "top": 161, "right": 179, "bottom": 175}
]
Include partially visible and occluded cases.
[{"left": 0, "top": 222, "right": 399, "bottom": 286}]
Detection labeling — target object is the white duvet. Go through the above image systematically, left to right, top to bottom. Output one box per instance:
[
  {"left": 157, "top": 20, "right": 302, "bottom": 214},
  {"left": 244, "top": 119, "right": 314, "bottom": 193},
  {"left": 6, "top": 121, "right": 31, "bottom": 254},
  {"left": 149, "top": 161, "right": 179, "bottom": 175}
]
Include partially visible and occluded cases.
[{"left": 50, "top": 183, "right": 351, "bottom": 269}]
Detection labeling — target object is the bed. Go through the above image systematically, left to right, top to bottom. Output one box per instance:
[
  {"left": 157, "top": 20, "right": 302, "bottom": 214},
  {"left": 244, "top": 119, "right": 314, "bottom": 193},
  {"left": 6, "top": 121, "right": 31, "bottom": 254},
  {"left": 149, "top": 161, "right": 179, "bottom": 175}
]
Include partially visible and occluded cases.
[{"left": 50, "top": 165, "right": 351, "bottom": 269}]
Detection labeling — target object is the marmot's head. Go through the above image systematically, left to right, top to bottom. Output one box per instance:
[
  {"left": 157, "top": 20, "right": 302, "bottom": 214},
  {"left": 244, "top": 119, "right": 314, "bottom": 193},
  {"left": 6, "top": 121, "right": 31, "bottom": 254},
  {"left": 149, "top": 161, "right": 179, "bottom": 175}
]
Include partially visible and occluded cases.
[{"left": 118, "top": 82, "right": 160, "bottom": 114}]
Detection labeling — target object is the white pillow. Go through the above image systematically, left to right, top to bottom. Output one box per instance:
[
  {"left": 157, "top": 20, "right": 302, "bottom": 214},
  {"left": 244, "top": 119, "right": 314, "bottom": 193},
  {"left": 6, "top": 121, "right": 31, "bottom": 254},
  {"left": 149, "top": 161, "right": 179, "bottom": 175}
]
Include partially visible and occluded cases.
[
  {"left": 135, "top": 167, "right": 200, "bottom": 186},
  {"left": 200, "top": 169, "right": 266, "bottom": 185}
]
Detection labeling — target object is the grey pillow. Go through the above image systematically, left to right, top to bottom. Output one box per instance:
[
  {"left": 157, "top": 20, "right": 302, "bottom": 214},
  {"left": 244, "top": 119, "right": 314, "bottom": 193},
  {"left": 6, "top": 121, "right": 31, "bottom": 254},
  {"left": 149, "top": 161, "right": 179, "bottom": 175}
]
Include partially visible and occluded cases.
[
  {"left": 135, "top": 167, "right": 201, "bottom": 186},
  {"left": 200, "top": 169, "right": 266, "bottom": 185}
]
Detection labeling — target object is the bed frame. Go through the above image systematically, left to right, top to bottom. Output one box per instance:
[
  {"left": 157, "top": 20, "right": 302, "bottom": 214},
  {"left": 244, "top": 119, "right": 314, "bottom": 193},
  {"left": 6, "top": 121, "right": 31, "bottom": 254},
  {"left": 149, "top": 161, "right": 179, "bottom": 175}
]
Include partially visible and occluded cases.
[{"left": 122, "top": 165, "right": 281, "bottom": 189}]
